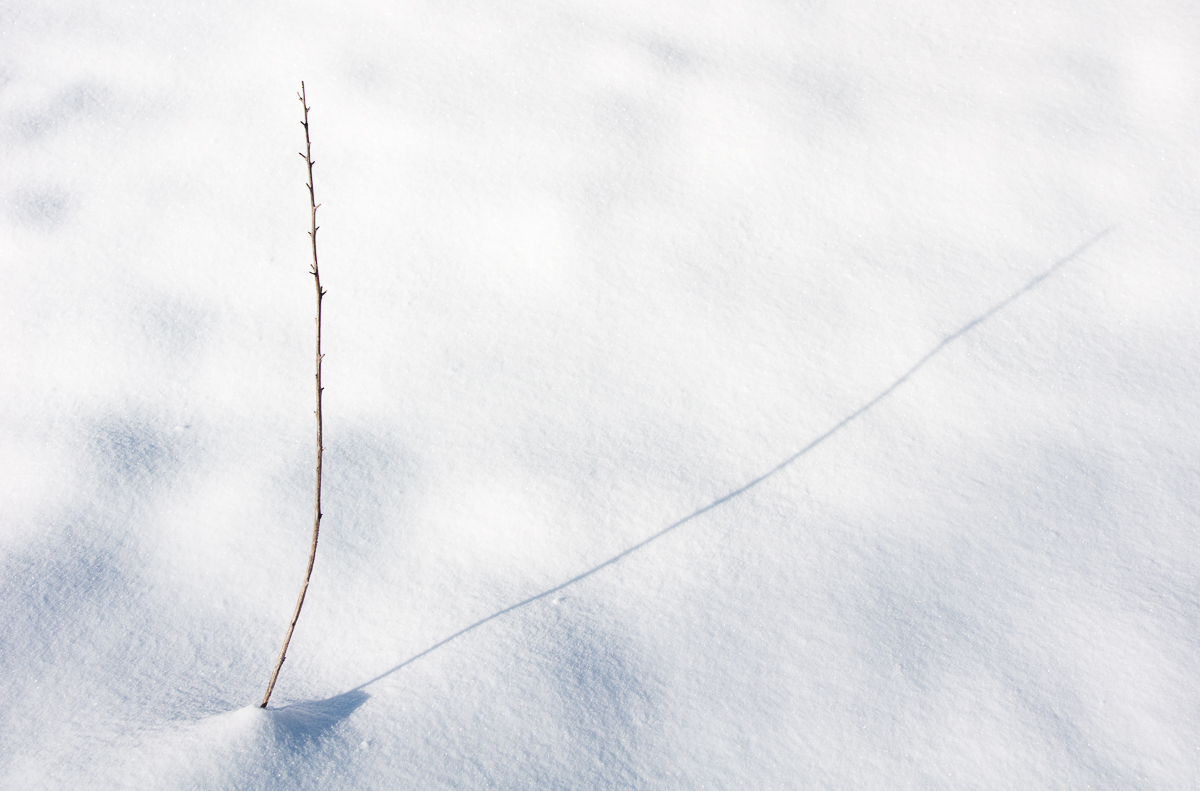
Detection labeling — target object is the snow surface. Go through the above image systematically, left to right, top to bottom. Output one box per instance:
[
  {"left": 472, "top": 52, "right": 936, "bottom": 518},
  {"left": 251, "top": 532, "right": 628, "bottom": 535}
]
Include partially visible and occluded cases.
[{"left": 2, "top": 0, "right": 1199, "bottom": 788}]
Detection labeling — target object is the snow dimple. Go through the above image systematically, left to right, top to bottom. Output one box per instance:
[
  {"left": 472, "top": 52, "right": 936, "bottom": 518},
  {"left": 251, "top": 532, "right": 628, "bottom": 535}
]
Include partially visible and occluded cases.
[
  {"left": 6, "top": 81, "right": 110, "bottom": 144},
  {"left": 6, "top": 185, "right": 72, "bottom": 230},
  {"left": 89, "top": 419, "right": 178, "bottom": 489},
  {"left": 0, "top": 523, "right": 128, "bottom": 673}
]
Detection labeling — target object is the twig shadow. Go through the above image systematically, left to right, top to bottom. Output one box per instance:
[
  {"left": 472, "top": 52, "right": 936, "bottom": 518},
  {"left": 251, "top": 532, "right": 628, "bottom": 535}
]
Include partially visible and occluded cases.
[
  {"left": 346, "top": 227, "right": 1114, "bottom": 695},
  {"left": 264, "top": 689, "right": 370, "bottom": 741}
]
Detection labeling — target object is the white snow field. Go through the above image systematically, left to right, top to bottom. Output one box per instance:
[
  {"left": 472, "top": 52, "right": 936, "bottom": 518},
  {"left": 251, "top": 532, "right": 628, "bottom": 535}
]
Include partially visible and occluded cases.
[{"left": 2, "top": 0, "right": 1198, "bottom": 788}]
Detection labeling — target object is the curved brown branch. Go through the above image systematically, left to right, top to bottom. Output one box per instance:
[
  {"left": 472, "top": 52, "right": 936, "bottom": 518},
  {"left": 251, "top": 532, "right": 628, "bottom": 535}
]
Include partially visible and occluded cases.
[{"left": 261, "top": 80, "right": 325, "bottom": 709}]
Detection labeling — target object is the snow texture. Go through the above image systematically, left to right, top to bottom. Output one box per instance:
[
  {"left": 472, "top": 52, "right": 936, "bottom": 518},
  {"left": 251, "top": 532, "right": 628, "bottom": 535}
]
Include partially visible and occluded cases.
[{"left": 2, "top": 0, "right": 1198, "bottom": 788}]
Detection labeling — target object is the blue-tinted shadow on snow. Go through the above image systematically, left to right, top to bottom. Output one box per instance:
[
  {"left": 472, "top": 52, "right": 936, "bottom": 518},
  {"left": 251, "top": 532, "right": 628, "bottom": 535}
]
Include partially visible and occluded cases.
[
  {"left": 347, "top": 227, "right": 1115, "bottom": 695},
  {"left": 264, "top": 690, "right": 369, "bottom": 741}
]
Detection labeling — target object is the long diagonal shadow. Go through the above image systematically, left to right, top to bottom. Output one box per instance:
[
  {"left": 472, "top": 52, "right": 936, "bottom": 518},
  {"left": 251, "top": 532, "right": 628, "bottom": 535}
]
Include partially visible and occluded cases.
[{"left": 347, "top": 227, "right": 1114, "bottom": 694}]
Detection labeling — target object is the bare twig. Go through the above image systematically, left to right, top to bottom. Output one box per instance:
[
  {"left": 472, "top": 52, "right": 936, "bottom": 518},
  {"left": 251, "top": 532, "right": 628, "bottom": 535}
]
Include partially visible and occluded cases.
[{"left": 261, "top": 80, "right": 326, "bottom": 709}]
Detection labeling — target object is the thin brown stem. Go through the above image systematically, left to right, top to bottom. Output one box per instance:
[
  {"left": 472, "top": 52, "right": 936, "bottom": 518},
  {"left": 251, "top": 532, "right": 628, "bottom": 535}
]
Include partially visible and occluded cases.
[{"left": 261, "top": 80, "right": 326, "bottom": 709}]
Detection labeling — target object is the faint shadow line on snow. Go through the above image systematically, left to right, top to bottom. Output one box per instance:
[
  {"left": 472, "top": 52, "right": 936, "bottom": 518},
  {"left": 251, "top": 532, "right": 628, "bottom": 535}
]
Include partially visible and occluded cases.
[{"left": 347, "top": 226, "right": 1115, "bottom": 694}]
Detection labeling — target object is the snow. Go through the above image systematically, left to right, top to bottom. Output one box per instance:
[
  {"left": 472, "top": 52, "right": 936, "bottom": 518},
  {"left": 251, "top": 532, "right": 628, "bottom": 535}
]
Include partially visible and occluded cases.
[{"left": 2, "top": 0, "right": 1199, "bottom": 787}]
